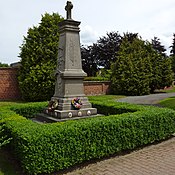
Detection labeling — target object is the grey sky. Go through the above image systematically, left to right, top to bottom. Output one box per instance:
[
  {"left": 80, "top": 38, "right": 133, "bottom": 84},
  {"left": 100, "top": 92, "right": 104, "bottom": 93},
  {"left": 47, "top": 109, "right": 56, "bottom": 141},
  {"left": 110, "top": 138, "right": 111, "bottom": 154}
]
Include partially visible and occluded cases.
[{"left": 1, "top": 0, "right": 175, "bottom": 64}]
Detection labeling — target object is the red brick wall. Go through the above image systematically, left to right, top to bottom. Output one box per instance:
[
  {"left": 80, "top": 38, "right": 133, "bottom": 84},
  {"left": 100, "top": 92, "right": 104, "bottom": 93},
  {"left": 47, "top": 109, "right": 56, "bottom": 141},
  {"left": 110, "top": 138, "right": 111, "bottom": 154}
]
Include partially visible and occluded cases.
[
  {"left": 0, "top": 68, "right": 21, "bottom": 100},
  {"left": 0, "top": 68, "right": 110, "bottom": 100},
  {"left": 84, "top": 81, "right": 110, "bottom": 96}
]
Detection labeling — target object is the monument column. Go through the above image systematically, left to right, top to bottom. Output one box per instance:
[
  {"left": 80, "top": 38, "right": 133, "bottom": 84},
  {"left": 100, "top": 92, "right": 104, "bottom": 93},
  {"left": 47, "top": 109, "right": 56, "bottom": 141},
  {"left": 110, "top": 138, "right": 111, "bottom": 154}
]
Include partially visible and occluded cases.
[{"left": 46, "top": 1, "right": 97, "bottom": 119}]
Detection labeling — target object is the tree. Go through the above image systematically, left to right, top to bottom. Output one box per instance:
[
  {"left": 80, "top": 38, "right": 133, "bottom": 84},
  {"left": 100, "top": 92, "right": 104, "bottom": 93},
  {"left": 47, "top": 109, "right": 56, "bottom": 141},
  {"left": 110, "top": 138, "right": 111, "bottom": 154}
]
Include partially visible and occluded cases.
[
  {"left": 18, "top": 13, "right": 64, "bottom": 101},
  {"left": 81, "top": 32, "right": 121, "bottom": 76},
  {"left": 95, "top": 32, "right": 122, "bottom": 69},
  {"left": 122, "top": 32, "right": 138, "bottom": 43},
  {"left": 110, "top": 33, "right": 173, "bottom": 95},
  {"left": 170, "top": 33, "right": 175, "bottom": 75},
  {"left": 170, "top": 34, "right": 175, "bottom": 55},
  {"left": 111, "top": 35, "right": 152, "bottom": 95},
  {"left": 151, "top": 37, "right": 166, "bottom": 57},
  {"left": 148, "top": 39, "right": 173, "bottom": 92},
  {"left": 81, "top": 45, "right": 99, "bottom": 76},
  {"left": 0, "top": 62, "right": 9, "bottom": 67}
]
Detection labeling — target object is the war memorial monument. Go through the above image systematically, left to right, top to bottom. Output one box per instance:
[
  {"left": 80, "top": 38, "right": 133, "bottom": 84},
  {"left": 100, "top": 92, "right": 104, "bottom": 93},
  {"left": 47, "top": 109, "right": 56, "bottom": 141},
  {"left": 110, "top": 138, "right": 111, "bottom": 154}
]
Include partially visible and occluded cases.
[{"left": 37, "top": 1, "right": 97, "bottom": 122}]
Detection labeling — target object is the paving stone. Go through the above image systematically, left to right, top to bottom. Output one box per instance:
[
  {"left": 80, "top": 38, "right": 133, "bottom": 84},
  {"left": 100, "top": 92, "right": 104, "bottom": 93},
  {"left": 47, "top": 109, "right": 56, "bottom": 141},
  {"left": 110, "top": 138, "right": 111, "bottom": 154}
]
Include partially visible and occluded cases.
[{"left": 63, "top": 137, "right": 175, "bottom": 175}]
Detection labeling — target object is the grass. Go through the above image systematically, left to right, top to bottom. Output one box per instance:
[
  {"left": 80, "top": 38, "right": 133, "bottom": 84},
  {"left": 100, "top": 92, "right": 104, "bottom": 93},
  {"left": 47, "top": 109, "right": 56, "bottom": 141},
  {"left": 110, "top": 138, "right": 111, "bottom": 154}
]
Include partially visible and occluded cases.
[
  {"left": 157, "top": 86, "right": 175, "bottom": 93},
  {"left": 0, "top": 95, "right": 124, "bottom": 175},
  {"left": 88, "top": 95, "right": 125, "bottom": 102},
  {"left": 159, "top": 97, "right": 175, "bottom": 110}
]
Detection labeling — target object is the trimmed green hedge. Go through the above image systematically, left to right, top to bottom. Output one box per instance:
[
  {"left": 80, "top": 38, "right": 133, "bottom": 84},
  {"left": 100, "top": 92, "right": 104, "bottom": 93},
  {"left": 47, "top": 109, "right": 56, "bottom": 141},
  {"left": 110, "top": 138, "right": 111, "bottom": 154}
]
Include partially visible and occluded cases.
[
  {"left": 1, "top": 100, "right": 175, "bottom": 174},
  {"left": 10, "top": 102, "right": 47, "bottom": 119}
]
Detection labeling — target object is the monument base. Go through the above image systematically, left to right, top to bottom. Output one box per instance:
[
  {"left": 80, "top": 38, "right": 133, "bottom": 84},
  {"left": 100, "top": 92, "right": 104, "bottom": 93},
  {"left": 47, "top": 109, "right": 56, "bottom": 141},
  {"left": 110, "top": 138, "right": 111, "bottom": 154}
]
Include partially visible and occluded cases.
[
  {"left": 45, "top": 107, "right": 97, "bottom": 119},
  {"left": 35, "top": 108, "right": 100, "bottom": 123}
]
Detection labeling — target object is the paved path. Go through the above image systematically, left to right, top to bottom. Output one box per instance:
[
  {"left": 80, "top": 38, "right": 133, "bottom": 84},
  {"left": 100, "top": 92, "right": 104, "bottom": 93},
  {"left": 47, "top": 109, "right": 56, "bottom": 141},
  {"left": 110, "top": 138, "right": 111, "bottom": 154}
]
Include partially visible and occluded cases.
[
  {"left": 117, "top": 93, "right": 175, "bottom": 105},
  {"left": 62, "top": 136, "right": 175, "bottom": 175}
]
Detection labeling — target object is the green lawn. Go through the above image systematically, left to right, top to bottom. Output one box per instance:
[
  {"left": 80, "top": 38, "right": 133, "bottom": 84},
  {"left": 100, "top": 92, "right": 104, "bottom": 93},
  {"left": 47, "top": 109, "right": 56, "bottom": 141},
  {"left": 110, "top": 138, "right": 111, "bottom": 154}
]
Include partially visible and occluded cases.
[
  {"left": 158, "top": 86, "right": 175, "bottom": 93},
  {"left": 159, "top": 97, "right": 175, "bottom": 110}
]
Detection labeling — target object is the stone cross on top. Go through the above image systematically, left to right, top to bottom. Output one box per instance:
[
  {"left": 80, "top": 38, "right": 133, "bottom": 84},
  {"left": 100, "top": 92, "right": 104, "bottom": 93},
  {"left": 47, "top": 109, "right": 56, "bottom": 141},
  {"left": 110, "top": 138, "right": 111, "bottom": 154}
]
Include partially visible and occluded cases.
[{"left": 65, "top": 1, "right": 73, "bottom": 20}]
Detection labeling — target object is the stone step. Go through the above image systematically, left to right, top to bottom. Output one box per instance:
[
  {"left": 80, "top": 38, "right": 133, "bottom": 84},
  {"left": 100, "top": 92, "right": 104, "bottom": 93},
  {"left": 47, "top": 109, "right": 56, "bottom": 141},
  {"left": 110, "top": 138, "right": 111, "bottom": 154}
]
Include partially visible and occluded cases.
[{"left": 33, "top": 112, "right": 103, "bottom": 123}]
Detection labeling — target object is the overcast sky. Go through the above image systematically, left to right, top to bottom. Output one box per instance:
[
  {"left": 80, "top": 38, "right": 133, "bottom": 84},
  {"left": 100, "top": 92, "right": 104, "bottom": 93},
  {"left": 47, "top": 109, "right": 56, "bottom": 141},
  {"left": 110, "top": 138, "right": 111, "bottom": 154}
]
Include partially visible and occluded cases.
[{"left": 1, "top": 0, "right": 175, "bottom": 64}]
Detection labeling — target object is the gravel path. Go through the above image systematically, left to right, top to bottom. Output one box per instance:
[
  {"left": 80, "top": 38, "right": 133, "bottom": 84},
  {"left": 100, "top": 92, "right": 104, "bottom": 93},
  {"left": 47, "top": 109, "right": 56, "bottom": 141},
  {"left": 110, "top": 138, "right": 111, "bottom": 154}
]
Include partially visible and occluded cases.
[{"left": 117, "top": 93, "right": 175, "bottom": 105}]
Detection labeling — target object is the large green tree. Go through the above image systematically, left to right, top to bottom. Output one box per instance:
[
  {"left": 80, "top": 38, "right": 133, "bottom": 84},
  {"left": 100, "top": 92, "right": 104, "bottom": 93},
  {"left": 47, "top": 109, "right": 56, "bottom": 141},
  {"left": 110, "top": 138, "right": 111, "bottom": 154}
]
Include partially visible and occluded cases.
[
  {"left": 18, "top": 13, "right": 64, "bottom": 101},
  {"left": 81, "top": 32, "right": 121, "bottom": 75},
  {"left": 95, "top": 32, "right": 122, "bottom": 69},
  {"left": 170, "top": 33, "right": 175, "bottom": 75},
  {"left": 110, "top": 34, "right": 173, "bottom": 95},
  {"left": 110, "top": 35, "right": 152, "bottom": 95},
  {"left": 150, "top": 37, "right": 173, "bottom": 92},
  {"left": 151, "top": 37, "right": 166, "bottom": 57},
  {"left": 81, "top": 45, "right": 99, "bottom": 76}
]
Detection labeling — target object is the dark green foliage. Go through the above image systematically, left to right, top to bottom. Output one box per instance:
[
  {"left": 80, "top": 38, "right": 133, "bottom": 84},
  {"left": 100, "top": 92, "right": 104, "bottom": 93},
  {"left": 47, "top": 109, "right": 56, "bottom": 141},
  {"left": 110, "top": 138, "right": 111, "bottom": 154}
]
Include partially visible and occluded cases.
[
  {"left": 18, "top": 13, "right": 64, "bottom": 102},
  {"left": 81, "top": 32, "right": 121, "bottom": 76},
  {"left": 95, "top": 32, "right": 122, "bottom": 69},
  {"left": 111, "top": 33, "right": 173, "bottom": 95},
  {"left": 170, "top": 33, "right": 175, "bottom": 56},
  {"left": 170, "top": 34, "right": 175, "bottom": 75},
  {"left": 110, "top": 35, "right": 152, "bottom": 95},
  {"left": 150, "top": 37, "right": 173, "bottom": 91},
  {"left": 151, "top": 37, "right": 166, "bottom": 57},
  {"left": 81, "top": 45, "right": 99, "bottom": 76},
  {"left": 0, "top": 62, "right": 9, "bottom": 67},
  {"left": 1, "top": 100, "right": 175, "bottom": 174}
]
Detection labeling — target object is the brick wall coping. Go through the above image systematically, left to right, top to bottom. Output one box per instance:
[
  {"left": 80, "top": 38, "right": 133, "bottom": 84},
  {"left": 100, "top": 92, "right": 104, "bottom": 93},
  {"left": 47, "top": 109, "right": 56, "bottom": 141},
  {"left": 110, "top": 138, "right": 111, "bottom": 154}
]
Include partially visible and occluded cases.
[
  {"left": 0, "top": 67, "right": 18, "bottom": 70},
  {"left": 83, "top": 81, "right": 110, "bottom": 84}
]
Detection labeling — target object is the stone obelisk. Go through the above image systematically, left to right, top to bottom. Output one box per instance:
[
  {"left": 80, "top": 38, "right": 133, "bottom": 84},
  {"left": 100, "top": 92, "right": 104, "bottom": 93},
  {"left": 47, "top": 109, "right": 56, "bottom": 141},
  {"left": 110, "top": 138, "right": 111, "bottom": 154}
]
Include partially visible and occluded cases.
[{"left": 46, "top": 1, "right": 97, "bottom": 120}]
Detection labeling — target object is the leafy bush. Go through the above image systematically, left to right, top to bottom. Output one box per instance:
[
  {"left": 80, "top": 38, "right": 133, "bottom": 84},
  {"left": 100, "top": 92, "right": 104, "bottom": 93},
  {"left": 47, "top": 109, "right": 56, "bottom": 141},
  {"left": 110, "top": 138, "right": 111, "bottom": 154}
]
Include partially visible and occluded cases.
[
  {"left": 18, "top": 13, "right": 64, "bottom": 102},
  {"left": 0, "top": 62, "right": 9, "bottom": 67},
  {"left": 1, "top": 100, "right": 175, "bottom": 174}
]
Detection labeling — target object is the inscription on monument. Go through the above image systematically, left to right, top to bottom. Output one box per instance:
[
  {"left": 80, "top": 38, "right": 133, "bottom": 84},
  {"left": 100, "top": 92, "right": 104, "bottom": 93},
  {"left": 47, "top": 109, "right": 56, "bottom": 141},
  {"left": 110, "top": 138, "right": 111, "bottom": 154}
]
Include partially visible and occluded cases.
[
  {"left": 69, "top": 37, "right": 75, "bottom": 67},
  {"left": 58, "top": 47, "right": 64, "bottom": 71}
]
